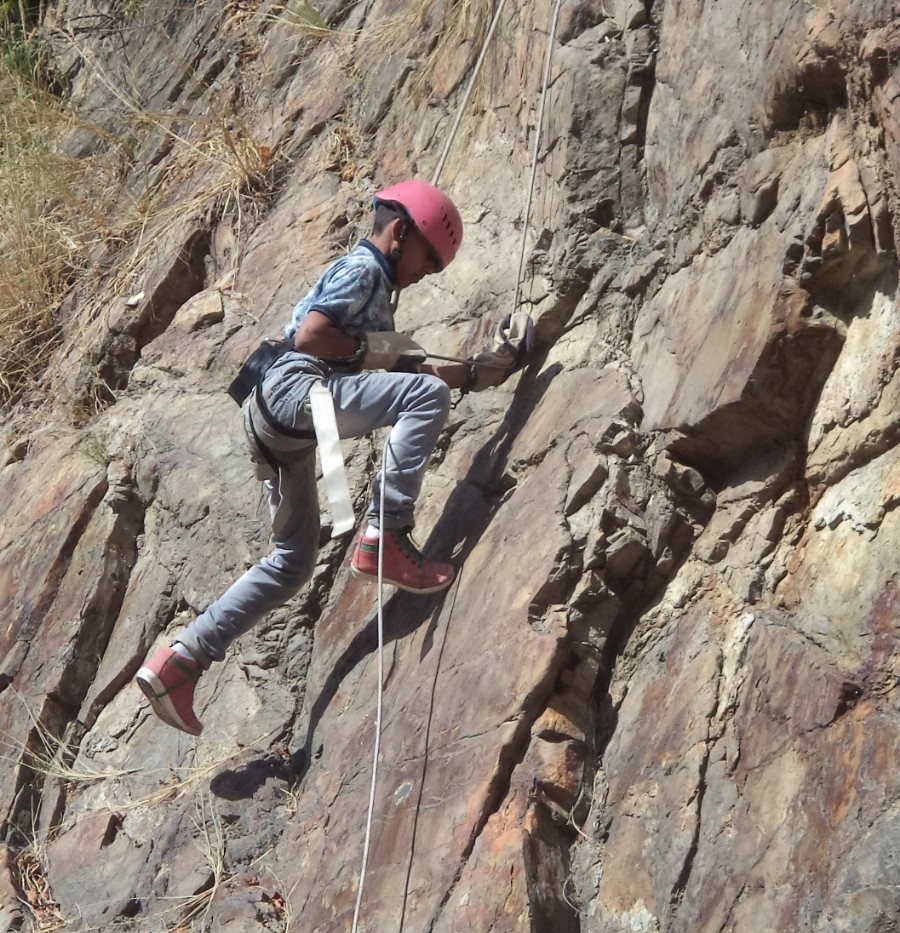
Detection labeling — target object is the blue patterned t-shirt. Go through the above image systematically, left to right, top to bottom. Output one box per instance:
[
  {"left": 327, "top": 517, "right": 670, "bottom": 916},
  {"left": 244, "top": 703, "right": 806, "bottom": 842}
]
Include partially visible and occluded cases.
[{"left": 284, "top": 240, "right": 397, "bottom": 341}]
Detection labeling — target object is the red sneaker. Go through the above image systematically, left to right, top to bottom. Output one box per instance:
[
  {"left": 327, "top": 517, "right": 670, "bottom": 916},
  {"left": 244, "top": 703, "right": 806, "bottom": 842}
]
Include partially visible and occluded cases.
[
  {"left": 351, "top": 528, "right": 455, "bottom": 593},
  {"left": 135, "top": 645, "right": 203, "bottom": 735}
]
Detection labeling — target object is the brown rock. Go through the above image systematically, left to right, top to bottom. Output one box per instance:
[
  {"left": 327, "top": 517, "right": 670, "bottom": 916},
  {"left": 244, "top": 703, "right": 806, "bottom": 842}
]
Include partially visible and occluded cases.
[{"left": 1, "top": 1, "right": 899, "bottom": 931}]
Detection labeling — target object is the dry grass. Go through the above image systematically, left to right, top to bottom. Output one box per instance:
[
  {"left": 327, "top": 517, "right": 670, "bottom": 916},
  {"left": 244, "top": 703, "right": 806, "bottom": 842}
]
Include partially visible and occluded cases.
[
  {"left": 270, "top": 0, "right": 333, "bottom": 38},
  {"left": 354, "top": 0, "right": 498, "bottom": 96},
  {"left": 429, "top": 0, "right": 498, "bottom": 66},
  {"left": 0, "top": 13, "right": 283, "bottom": 414},
  {"left": 55, "top": 27, "right": 277, "bottom": 252},
  {"left": 0, "top": 67, "right": 120, "bottom": 408},
  {"left": 4, "top": 686, "right": 278, "bottom": 804},
  {"left": 3, "top": 689, "right": 280, "bottom": 929},
  {"left": 1, "top": 690, "right": 138, "bottom": 786},
  {"left": 122, "top": 746, "right": 257, "bottom": 811},
  {"left": 4, "top": 780, "right": 69, "bottom": 933},
  {"left": 170, "top": 790, "right": 229, "bottom": 927},
  {"left": 12, "top": 841, "right": 68, "bottom": 932}
]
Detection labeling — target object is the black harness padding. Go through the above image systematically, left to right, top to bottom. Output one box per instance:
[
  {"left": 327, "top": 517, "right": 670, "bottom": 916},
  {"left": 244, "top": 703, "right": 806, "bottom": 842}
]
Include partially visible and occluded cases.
[{"left": 228, "top": 338, "right": 294, "bottom": 406}]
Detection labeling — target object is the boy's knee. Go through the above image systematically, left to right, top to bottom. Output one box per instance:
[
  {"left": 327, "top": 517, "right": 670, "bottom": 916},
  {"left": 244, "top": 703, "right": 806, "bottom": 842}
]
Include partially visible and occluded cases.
[
  {"left": 421, "top": 374, "right": 451, "bottom": 415},
  {"left": 268, "top": 545, "right": 316, "bottom": 592}
]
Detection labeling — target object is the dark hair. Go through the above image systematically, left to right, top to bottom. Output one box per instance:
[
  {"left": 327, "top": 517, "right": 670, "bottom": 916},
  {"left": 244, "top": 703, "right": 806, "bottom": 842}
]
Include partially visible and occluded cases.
[{"left": 372, "top": 200, "right": 411, "bottom": 236}]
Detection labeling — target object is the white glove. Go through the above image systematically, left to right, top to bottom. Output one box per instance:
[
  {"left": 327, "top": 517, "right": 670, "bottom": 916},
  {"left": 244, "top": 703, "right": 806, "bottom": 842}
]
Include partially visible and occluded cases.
[
  {"left": 467, "top": 312, "right": 534, "bottom": 392},
  {"left": 360, "top": 331, "right": 427, "bottom": 371}
]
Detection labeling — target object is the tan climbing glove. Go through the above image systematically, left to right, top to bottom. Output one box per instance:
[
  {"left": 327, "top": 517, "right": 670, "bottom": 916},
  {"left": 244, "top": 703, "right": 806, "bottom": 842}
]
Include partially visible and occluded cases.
[
  {"left": 466, "top": 312, "right": 534, "bottom": 392},
  {"left": 360, "top": 331, "right": 427, "bottom": 371}
]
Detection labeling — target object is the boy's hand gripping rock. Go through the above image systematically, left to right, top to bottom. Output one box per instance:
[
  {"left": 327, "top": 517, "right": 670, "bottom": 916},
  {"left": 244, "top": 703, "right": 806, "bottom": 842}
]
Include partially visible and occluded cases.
[
  {"left": 467, "top": 312, "right": 534, "bottom": 391},
  {"left": 361, "top": 331, "right": 427, "bottom": 370}
]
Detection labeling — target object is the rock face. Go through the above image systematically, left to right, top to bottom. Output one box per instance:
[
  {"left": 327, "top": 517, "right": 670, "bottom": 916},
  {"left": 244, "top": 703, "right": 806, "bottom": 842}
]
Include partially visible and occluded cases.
[{"left": 0, "top": 0, "right": 898, "bottom": 930}]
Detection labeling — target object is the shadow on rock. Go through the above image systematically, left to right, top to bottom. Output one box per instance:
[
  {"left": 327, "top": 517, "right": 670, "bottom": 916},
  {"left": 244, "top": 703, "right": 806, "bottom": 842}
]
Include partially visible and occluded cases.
[
  {"left": 298, "top": 358, "right": 561, "bottom": 765},
  {"left": 299, "top": 589, "right": 447, "bottom": 767},
  {"left": 209, "top": 752, "right": 302, "bottom": 801}
]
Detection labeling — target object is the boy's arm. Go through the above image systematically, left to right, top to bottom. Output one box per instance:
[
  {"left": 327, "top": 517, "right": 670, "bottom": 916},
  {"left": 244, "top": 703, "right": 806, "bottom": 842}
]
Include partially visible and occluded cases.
[
  {"left": 293, "top": 309, "right": 361, "bottom": 360},
  {"left": 293, "top": 309, "right": 426, "bottom": 371},
  {"left": 294, "top": 310, "right": 502, "bottom": 390},
  {"left": 420, "top": 362, "right": 472, "bottom": 391}
]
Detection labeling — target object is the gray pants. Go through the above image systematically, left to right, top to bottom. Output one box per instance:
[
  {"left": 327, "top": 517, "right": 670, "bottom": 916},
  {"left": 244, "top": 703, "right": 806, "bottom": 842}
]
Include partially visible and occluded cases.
[{"left": 176, "top": 365, "right": 451, "bottom": 667}]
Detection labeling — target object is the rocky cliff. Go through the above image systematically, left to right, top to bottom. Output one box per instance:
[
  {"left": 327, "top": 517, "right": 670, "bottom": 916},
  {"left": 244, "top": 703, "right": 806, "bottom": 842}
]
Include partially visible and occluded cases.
[{"left": 1, "top": 0, "right": 899, "bottom": 930}]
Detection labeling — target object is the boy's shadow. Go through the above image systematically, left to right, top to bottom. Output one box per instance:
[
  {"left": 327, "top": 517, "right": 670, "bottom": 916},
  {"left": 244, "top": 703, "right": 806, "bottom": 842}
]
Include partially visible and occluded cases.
[
  {"left": 297, "top": 585, "right": 443, "bottom": 771},
  {"left": 209, "top": 590, "right": 446, "bottom": 802},
  {"left": 209, "top": 753, "right": 300, "bottom": 801}
]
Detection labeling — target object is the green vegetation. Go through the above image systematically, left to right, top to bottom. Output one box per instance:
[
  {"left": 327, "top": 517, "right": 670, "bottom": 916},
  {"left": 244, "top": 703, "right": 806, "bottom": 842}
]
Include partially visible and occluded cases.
[
  {"left": 1, "top": 0, "right": 45, "bottom": 79},
  {"left": 0, "top": 2, "right": 82, "bottom": 407}
]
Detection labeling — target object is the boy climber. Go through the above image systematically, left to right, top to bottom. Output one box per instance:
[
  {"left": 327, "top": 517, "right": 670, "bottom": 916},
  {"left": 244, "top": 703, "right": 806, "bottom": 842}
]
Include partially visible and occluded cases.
[{"left": 135, "top": 179, "right": 530, "bottom": 735}]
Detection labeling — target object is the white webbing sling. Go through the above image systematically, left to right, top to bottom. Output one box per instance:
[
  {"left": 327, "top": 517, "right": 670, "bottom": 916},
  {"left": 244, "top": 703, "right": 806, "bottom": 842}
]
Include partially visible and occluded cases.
[{"left": 308, "top": 381, "right": 355, "bottom": 537}]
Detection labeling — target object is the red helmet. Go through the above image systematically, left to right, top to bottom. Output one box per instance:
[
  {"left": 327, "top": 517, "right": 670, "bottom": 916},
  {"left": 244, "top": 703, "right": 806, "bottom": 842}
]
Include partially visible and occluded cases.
[{"left": 374, "top": 179, "right": 463, "bottom": 270}]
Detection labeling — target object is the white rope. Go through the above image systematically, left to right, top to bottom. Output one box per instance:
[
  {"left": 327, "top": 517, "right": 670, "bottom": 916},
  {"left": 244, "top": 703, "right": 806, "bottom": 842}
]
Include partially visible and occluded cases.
[
  {"left": 431, "top": 0, "right": 510, "bottom": 187},
  {"left": 431, "top": 0, "right": 564, "bottom": 316},
  {"left": 512, "top": 0, "right": 565, "bottom": 317},
  {"left": 351, "top": 5, "right": 564, "bottom": 927},
  {"left": 354, "top": 12, "right": 518, "bottom": 914},
  {"left": 351, "top": 433, "right": 390, "bottom": 933}
]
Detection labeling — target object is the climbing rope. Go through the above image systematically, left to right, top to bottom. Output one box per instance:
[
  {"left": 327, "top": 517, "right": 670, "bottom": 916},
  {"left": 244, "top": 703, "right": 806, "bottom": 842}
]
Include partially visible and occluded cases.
[
  {"left": 431, "top": 0, "right": 510, "bottom": 187},
  {"left": 432, "top": 0, "right": 564, "bottom": 319},
  {"left": 513, "top": 0, "right": 565, "bottom": 317},
  {"left": 351, "top": 3, "right": 564, "bottom": 927},
  {"left": 351, "top": 432, "right": 390, "bottom": 933}
]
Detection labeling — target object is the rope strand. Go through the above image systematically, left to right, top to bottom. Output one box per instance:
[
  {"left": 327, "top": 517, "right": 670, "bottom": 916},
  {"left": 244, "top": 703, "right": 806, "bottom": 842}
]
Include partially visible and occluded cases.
[
  {"left": 431, "top": 0, "right": 510, "bottom": 187},
  {"left": 513, "top": 0, "right": 564, "bottom": 317},
  {"left": 352, "top": 5, "right": 564, "bottom": 927},
  {"left": 351, "top": 433, "right": 390, "bottom": 933}
]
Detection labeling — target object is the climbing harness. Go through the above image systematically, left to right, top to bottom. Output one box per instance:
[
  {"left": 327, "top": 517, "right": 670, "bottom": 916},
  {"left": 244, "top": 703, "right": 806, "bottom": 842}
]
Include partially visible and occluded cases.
[
  {"left": 349, "top": 1, "right": 562, "bottom": 928},
  {"left": 227, "top": 337, "right": 292, "bottom": 406},
  {"left": 233, "top": 346, "right": 356, "bottom": 535}
]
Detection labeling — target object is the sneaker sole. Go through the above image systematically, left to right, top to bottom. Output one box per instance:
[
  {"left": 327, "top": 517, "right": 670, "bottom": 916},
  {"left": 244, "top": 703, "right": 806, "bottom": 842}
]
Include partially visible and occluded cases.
[
  {"left": 350, "top": 564, "right": 454, "bottom": 594},
  {"left": 135, "top": 668, "right": 203, "bottom": 736}
]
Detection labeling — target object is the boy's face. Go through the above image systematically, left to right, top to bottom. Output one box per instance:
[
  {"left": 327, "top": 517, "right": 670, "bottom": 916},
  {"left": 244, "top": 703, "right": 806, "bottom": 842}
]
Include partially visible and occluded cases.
[{"left": 394, "top": 226, "right": 440, "bottom": 289}]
